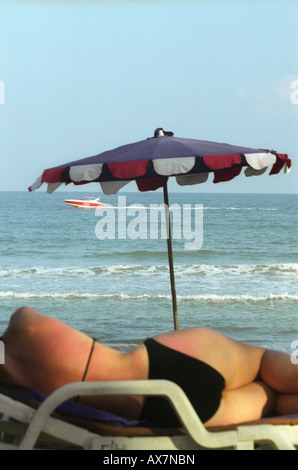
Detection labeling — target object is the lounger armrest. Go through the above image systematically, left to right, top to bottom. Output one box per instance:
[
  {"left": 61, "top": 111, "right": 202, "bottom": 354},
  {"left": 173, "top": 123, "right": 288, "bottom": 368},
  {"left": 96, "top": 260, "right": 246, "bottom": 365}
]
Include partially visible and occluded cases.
[{"left": 18, "top": 380, "right": 238, "bottom": 450}]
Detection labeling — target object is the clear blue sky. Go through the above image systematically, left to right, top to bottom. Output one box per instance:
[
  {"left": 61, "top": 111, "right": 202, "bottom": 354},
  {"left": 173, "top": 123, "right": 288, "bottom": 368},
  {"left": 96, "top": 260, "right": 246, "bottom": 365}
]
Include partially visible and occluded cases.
[{"left": 0, "top": 0, "right": 297, "bottom": 193}]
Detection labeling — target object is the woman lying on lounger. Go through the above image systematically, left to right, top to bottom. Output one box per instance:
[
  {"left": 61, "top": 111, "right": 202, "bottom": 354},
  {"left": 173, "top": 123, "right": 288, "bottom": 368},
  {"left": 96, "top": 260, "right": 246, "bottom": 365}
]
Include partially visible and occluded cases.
[{"left": 1, "top": 306, "right": 298, "bottom": 427}]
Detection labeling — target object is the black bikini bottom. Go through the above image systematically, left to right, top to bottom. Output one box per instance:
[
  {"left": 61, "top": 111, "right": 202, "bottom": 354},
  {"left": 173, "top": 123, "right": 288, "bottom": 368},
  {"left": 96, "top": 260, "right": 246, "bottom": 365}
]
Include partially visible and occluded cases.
[{"left": 140, "top": 338, "right": 225, "bottom": 427}]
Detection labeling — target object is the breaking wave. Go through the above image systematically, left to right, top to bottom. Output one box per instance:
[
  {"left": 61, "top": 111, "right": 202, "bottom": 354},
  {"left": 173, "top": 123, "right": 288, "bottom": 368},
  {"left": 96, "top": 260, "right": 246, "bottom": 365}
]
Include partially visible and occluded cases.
[
  {"left": 1, "top": 263, "right": 297, "bottom": 278},
  {"left": 1, "top": 291, "right": 297, "bottom": 302}
]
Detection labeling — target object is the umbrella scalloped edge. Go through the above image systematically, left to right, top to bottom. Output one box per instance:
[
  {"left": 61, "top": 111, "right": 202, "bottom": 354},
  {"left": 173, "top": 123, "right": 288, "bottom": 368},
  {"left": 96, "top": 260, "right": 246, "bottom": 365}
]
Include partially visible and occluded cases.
[{"left": 28, "top": 151, "right": 292, "bottom": 193}]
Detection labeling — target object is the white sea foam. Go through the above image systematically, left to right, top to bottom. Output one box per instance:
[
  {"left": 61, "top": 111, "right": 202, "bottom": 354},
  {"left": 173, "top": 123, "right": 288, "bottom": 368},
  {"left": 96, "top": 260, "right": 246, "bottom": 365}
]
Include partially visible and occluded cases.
[
  {"left": 1, "top": 263, "right": 297, "bottom": 278},
  {"left": 1, "top": 291, "right": 297, "bottom": 302}
]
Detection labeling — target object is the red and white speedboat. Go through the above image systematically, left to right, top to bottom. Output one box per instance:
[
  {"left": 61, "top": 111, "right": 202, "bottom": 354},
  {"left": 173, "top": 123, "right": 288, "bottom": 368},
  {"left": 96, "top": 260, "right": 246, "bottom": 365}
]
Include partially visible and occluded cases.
[{"left": 64, "top": 196, "right": 105, "bottom": 209}]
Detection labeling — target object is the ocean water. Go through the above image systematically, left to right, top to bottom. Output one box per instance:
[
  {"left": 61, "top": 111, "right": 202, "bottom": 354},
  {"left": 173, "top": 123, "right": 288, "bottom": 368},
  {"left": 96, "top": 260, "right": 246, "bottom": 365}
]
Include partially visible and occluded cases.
[{"left": 0, "top": 191, "right": 297, "bottom": 353}]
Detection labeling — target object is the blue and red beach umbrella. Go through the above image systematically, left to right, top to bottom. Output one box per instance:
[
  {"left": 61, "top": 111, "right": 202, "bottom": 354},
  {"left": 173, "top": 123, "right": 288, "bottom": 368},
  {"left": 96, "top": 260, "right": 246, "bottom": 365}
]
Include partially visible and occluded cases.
[
  {"left": 29, "top": 128, "right": 292, "bottom": 329},
  {"left": 29, "top": 128, "right": 291, "bottom": 195}
]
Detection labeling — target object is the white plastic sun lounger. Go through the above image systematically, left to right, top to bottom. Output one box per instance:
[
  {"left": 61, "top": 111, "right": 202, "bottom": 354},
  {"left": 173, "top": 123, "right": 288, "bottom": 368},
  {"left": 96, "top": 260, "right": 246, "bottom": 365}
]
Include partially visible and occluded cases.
[{"left": 0, "top": 380, "right": 298, "bottom": 450}]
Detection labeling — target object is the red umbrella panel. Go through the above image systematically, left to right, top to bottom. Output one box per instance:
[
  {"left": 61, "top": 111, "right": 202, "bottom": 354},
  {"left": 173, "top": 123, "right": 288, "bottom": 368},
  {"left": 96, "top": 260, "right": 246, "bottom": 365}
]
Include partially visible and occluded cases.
[{"left": 28, "top": 129, "right": 292, "bottom": 329}]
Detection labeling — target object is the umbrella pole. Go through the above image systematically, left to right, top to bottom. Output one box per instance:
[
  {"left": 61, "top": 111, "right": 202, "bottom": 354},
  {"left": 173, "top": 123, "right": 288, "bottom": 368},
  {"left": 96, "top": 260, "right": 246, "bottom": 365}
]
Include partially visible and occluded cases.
[{"left": 163, "top": 179, "right": 179, "bottom": 331}]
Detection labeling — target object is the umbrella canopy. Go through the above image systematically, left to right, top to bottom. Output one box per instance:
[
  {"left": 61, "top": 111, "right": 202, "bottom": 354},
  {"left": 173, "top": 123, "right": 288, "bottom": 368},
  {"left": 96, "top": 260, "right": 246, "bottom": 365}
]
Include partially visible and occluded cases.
[
  {"left": 28, "top": 128, "right": 292, "bottom": 329},
  {"left": 29, "top": 128, "right": 291, "bottom": 195}
]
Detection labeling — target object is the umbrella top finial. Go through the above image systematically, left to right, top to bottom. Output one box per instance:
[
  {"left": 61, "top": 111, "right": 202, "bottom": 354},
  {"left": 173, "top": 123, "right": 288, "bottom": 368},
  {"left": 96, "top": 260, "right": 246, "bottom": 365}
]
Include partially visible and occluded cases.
[{"left": 154, "top": 128, "right": 174, "bottom": 138}]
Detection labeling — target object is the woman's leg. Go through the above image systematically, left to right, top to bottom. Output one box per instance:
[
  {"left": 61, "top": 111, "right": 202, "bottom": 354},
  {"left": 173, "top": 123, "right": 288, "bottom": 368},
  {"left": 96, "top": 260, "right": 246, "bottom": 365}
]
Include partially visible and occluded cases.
[
  {"left": 157, "top": 328, "right": 298, "bottom": 424},
  {"left": 259, "top": 349, "right": 298, "bottom": 416},
  {"left": 260, "top": 350, "right": 298, "bottom": 394},
  {"left": 207, "top": 351, "right": 298, "bottom": 426},
  {"left": 205, "top": 381, "right": 277, "bottom": 427}
]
